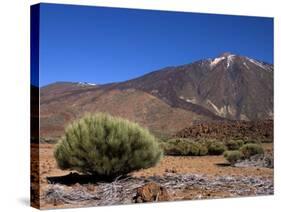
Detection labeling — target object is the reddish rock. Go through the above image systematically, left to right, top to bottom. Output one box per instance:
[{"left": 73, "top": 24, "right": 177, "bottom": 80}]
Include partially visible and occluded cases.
[
  {"left": 175, "top": 120, "right": 273, "bottom": 141},
  {"left": 134, "top": 182, "right": 170, "bottom": 203}
]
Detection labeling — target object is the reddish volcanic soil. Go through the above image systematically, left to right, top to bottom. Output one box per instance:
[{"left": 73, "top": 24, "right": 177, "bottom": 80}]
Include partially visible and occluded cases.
[{"left": 33, "top": 143, "right": 273, "bottom": 209}]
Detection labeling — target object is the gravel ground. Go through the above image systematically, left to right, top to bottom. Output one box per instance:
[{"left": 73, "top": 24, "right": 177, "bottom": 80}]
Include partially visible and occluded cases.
[{"left": 43, "top": 173, "right": 273, "bottom": 208}]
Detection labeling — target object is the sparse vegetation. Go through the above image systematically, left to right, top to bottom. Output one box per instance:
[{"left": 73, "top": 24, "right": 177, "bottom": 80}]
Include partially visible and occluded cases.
[
  {"left": 54, "top": 113, "right": 163, "bottom": 177},
  {"left": 160, "top": 137, "right": 267, "bottom": 160},
  {"left": 162, "top": 138, "right": 208, "bottom": 156},
  {"left": 162, "top": 138, "right": 235, "bottom": 156},
  {"left": 225, "top": 140, "right": 244, "bottom": 150},
  {"left": 206, "top": 141, "right": 226, "bottom": 155},
  {"left": 224, "top": 143, "right": 265, "bottom": 166},
  {"left": 240, "top": 143, "right": 264, "bottom": 159},
  {"left": 198, "top": 144, "right": 208, "bottom": 156},
  {"left": 224, "top": 150, "right": 243, "bottom": 166}
]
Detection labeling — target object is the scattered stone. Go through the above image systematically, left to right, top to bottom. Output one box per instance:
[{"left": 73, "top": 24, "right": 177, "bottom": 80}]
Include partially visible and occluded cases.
[
  {"left": 175, "top": 120, "right": 273, "bottom": 141},
  {"left": 235, "top": 153, "right": 274, "bottom": 168},
  {"left": 165, "top": 168, "right": 177, "bottom": 173},
  {"left": 43, "top": 173, "right": 273, "bottom": 207},
  {"left": 134, "top": 182, "right": 170, "bottom": 202},
  {"left": 45, "top": 184, "right": 99, "bottom": 206},
  {"left": 85, "top": 184, "right": 96, "bottom": 192}
]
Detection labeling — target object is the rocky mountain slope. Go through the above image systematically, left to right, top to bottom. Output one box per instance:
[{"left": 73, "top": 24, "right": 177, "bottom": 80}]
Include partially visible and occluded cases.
[
  {"left": 118, "top": 52, "right": 273, "bottom": 120},
  {"left": 40, "top": 53, "right": 273, "bottom": 139}
]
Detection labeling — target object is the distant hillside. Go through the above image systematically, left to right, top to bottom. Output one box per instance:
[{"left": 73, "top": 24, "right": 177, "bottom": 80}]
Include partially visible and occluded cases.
[{"left": 40, "top": 53, "right": 273, "bottom": 139}]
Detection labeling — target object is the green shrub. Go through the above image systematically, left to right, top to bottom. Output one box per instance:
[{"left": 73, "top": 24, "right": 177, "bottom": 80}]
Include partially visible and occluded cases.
[
  {"left": 54, "top": 113, "right": 163, "bottom": 177},
  {"left": 162, "top": 138, "right": 208, "bottom": 156},
  {"left": 163, "top": 139, "right": 189, "bottom": 156},
  {"left": 225, "top": 140, "right": 244, "bottom": 150},
  {"left": 188, "top": 142, "right": 200, "bottom": 156},
  {"left": 207, "top": 142, "right": 226, "bottom": 155},
  {"left": 240, "top": 143, "right": 264, "bottom": 159},
  {"left": 198, "top": 144, "right": 208, "bottom": 156},
  {"left": 224, "top": 150, "right": 243, "bottom": 165}
]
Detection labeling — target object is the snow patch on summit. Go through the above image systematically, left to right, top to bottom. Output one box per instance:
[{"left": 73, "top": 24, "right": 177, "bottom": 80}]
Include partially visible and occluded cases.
[
  {"left": 210, "top": 54, "right": 236, "bottom": 70},
  {"left": 226, "top": 55, "right": 235, "bottom": 69},
  {"left": 210, "top": 57, "right": 225, "bottom": 68},
  {"left": 246, "top": 58, "right": 272, "bottom": 72},
  {"left": 243, "top": 62, "right": 250, "bottom": 70},
  {"left": 78, "top": 82, "right": 97, "bottom": 86}
]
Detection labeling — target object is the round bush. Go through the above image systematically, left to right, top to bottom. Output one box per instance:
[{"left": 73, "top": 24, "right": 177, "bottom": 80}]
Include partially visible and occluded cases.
[
  {"left": 54, "top": 113, "right": 163, "bottom": 177},
  {"left": 163, "top": 139, "right": 190, "bottom": 156},
  {"left": 226, "top": 140, "right": 244, "bottom": 150},
  {"left": 188, "top": 142, "right": 200, "bottom": 156},
  {"left": 207, "top": 142, "right": 226, "bottom": 155},
  {"left": 240, "top": 143, "right": 264, "bottom": 159},
  {"left": 224, "top": 150, "right": 243, "bottom": 165}
]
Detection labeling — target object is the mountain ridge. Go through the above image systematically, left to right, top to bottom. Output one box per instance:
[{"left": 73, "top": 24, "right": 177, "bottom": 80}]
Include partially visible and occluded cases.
[{"left": 40, "top": 53, "right": 273, "bottom": 139}]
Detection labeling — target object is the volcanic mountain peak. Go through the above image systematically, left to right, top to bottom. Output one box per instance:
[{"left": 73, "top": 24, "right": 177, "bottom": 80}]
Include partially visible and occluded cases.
[
  {"left": 208, "top": 52, "right": 273, "bottom": 72},
  {"left": 209, "top": 52, "right": 237, "bottom": 69},
  {"left": 212, "top": 52, "right": 272, "bottom": 70},
  {"left": 218, "top": 52, "right": 235, "bottom": 57},
  {"left": 40, "top": 53, "right": 273, "bottom": 139},
  {"left": 119, "top": 53, "right": 273, "bottom": 120},
  {"left": 226, "top": 54, "right": 236, "bottom": 69},
  {"left": 210, "top": 56, "right": 225, "bottom": 68}
]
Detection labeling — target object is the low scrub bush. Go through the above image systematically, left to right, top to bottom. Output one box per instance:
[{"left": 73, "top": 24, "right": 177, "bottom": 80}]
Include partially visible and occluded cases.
[
  {"left": 54, "top": 113, "right": 163, "bottom": 177},
  {"left": 163, "top": 138, "right": 208, "bottom": 156},
  {"left": 225, "top": 140, "right": 244, "bottom": 150},
  {"left": 207, "top": 141, "right": 226, "bottom": 155},
  {"left": 240, "top": 143, "right": 264, "bottom": 159},
  {"left": 198, "top": 144, "right": 208, "bottom": 156},
  {"left": 224, "top": 150, "right": 243, "bottom": 166}
]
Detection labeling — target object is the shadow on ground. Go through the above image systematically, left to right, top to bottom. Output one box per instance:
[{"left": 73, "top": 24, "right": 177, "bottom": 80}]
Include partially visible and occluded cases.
[
  {"left": 215, "top": 163, "right": 231, "bottom": 167},
  {"left": 47, "top": 172, "right": 125, "bottom": 185}
]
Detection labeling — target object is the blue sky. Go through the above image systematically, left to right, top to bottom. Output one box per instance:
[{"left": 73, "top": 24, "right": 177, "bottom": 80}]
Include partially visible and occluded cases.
[{"left": 38, "top": 3, "right": 273, "bottom": 86}]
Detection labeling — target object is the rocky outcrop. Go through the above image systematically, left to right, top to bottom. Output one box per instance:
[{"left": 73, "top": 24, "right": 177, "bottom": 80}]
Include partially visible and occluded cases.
[{"left": 175, "top": 120, "right": 273, "bottom": 141}]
